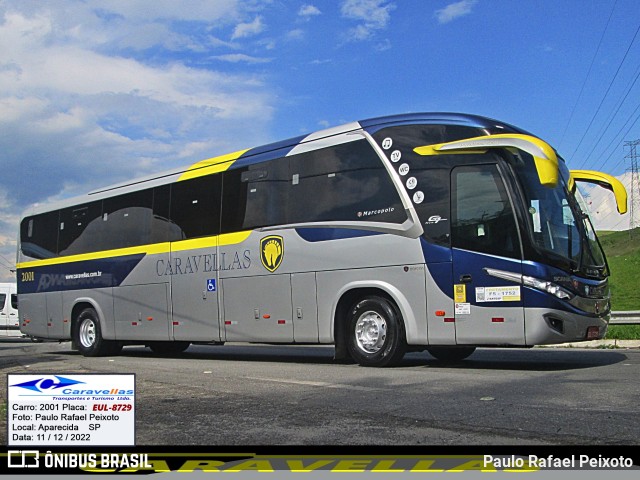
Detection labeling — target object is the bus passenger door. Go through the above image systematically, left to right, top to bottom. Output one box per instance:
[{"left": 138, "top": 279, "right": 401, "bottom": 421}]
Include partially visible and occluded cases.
[
  {"left": 450, "top": 164, "right": 525, "bottom": 345},
  {"left": 168, "top": 174, "right": 224, "bottom": 343},
  {"left": 170, "top": 241, "right": 221, "bottom": 341}
]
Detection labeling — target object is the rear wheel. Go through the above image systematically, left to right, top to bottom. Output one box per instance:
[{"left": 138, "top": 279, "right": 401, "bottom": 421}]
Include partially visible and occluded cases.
[
  {"left": 347, "top": 296, "right": 407, "bottom": 367},
  {"left": 73, "top": 307, "right": 121, "bottom": 357},
  {"left": 147, "top": 341, "right": 191, "bottom": 355},
  {"left": 427, "top": 346, "right": 476, "bottom": 362}
]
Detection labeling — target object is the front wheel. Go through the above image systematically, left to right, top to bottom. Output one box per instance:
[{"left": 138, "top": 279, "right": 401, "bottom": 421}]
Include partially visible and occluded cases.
[
  {"left": 347, "top": 296, "right": 407, "bottom": 367},
  {"left": 73, "top": 307, "right": 121, "bottom": 357},
  {"left": 427, "top": 346, "right": 476, "bottom": 362}
]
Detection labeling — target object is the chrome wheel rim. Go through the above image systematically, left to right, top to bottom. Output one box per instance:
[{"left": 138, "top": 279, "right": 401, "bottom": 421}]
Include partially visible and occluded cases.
[
  {"left": 355, "top": 310, "right": 387, "bottom": 354},
  {"left": 79, "top": 318, "right": 96, "bottom": 348}
]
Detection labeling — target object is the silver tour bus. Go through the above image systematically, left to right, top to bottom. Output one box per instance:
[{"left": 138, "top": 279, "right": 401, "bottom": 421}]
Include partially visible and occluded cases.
[{"left": 16, "top": 113, "right": 627, "bottom": 366}]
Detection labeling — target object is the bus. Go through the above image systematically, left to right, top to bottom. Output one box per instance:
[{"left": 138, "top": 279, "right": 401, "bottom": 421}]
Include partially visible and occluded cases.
[{"left": 16, "top": 113, "right": 627, "bottom": 366}]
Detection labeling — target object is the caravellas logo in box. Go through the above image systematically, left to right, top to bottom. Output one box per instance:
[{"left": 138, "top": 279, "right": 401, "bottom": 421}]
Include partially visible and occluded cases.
[
  {"left": 10, "top": 375, "right": 84, "bottom": 394},
  {"left": 7, "top": 450, "right": 40, "bottom": 468}
]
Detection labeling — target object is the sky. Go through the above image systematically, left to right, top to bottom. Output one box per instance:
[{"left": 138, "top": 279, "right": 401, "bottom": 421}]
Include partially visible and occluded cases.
[{"left": 1, "top": 0, "right": 639, "bottom": 280}]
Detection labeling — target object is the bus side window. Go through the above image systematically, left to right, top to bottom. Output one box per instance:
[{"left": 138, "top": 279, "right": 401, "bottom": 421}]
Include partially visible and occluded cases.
[
  {"left": 288, "top": 139, "right": 406, "bottom": 225},
  {"left": 221, "top": 157, "right": 290, "bottom": 232},
  {"left": 451, "top": 165, "right": 520, "bottom": 259},
  {"left": 170, "top": 174, "right": 222, "bottom": 239},
  {"left": 151, "top": 185, "right": 178, "bottom": 242},
  {"left": 102, "top": 189, "right": 153, "bottom": 249},
  {"left": 58, "top": 201, "right": 103, "bottom": 256},
  {"left": 20, "top": 211, "right": 60, "bottom": 259}
]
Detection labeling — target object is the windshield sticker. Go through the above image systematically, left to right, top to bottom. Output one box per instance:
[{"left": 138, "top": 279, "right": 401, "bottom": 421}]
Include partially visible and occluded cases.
[
  {"left": 382, "top": 137, "right": 393, "bottom": 150},
  {"left": 390, "top": 150, "right": 402, "bottom": 162},
  {"left": 406, "top": 177, "right": 417, "bottom": 190},
  {"left": 530, "top": 200, "right": 542, "bottom": 232},
  {"left": 476, "top": 286, "right": 521, "bottom": 302}
]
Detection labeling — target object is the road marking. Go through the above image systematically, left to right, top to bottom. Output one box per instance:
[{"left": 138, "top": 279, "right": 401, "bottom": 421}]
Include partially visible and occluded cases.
[{"left": 244, "top": 377, "right": 378, "bottom": 392}]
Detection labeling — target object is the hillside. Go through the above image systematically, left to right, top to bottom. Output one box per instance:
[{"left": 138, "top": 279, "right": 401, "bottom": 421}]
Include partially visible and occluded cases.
[{"left": 598, "top": 227, "right": 640, "bottom": 311}]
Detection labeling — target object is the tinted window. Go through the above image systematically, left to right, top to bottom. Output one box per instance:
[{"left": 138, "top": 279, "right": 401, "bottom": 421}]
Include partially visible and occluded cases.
[
  {"left": 289, "top": 140, "right": 406, "bottom": 224},
  {"left": 221, "top": 157, "right": 290, "bottom": 232},
  {"left": 451, "top": 165, "right": 520, "bottom": 258},
  {"left": 412, "top": 168, "right": 450, "bottom": 246},
  {"left": 170, "top": 175, "right": 221, "bottom": 239},
  {"left": 151, "top": 185, "right": 180, "bottom": 243},
  {"left": 102, "top": 189, "right": 153, "bottom": 249},
  {"left": 58, "top": 201, "right": 103, "bottom": 256},
  {"left": 20, "top": 211, "right": 59, "bottom": 259},
  {"left": 0, "top": 293, "right": 5, "bottom": 310},
  {"left": 11, "top": 294, "right": 18, "bottom": 310}
]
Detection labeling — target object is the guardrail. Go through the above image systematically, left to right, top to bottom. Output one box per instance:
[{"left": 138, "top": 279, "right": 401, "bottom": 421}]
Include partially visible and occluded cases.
[{"left": 610, "top": 311, "right": 640, "bottom": 325}]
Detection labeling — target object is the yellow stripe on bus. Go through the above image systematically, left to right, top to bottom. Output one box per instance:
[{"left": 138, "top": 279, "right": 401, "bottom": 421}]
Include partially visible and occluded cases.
[
  {"left": 178, "top": 149, "right": 249, "bottom": 181},
  {"left": 16, "top": 231, "right": 253, "bottom": 269}
]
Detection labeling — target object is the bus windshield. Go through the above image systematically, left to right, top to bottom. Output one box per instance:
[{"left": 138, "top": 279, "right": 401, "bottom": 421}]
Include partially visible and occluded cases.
[{"left": 513, "top": 156, "right": 607, "bottom": 277}]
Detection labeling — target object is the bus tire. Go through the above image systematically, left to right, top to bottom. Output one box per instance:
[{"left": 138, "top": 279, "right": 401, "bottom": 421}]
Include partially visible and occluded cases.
[
  {"left": 347, "top": 295, "right": 407, "bottom": 367},
  {"left": 73, "top": 307, "right": 121, "bottom": 357},
  {"left": 147, "top": 341, "right": 191, "bottom": 355},
  {"left": 427, "top": 346, "right": 476, "bottom": 362}
]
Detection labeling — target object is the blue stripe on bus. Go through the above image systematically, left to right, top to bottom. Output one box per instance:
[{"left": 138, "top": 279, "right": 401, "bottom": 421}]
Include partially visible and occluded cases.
[
  {"left": 295, "top": 228, "right": 382, "bottom": 242},
  {"left": 419, "top": 237, "right": 452, "bottom": 264},
  {"left": 421, "top": 244, "right": 588, "bottom": 314},
  {"left": 18, "top": 254, "right": 145, "bottom": 294}
]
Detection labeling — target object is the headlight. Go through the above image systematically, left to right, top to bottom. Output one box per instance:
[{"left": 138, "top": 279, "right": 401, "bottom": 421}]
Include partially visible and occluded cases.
[
  {"left": 484, "top": 268, "right": 574, "bottom": 301},
  {"left": 522, "top": 276, "right": 574, "bottom": 301}
]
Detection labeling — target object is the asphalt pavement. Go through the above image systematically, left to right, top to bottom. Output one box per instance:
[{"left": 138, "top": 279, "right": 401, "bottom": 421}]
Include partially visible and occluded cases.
[{"left": 1, "top": 339, "right": 639, "bottom": 446}]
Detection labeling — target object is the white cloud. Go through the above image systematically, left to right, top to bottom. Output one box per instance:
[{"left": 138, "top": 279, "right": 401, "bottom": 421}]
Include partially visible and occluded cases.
[
  {"left": 341, "top": 0, "right": 395, "bottom": 41},
  {"left": 435, "top": 0, "right": 478, "bottom": 24},
  {"left": 0, "top": 1, "right": 244, "bottom": 53},
  {"left": 0, "top": 2, "right": 277, "bottom": 269},
  {"left": 299, "top": 5, "right": 322, "bottom": 17},
  {"left": 231, "top": 16, "right": 265, "bottom": 40},
  {"left": 286, "top": 29, "right": 305, "bottom": 41},
  {"left": 213, "top": 53, "right": 273, "bottom": 64}
]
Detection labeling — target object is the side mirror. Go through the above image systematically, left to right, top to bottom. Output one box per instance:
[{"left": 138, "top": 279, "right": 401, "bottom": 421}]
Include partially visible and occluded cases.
[{"left": 569, "top": 170, "right": 627, "bottom": 215}]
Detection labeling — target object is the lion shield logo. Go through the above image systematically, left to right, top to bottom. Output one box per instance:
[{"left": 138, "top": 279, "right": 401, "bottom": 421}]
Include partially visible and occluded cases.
[{"left": 260, "top": 235, "right": 284, "bottom": 272}]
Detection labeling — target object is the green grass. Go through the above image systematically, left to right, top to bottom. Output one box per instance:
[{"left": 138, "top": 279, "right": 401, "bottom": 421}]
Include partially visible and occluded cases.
[
  {"left": 596, "top": 227, "right": 640, "bottom": 340},
  {"left": 598, "top": 227, "right": 640, "bottom": 311},
  {"left": 606, "top": 325, "right": 640, "bottom": 340}
]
